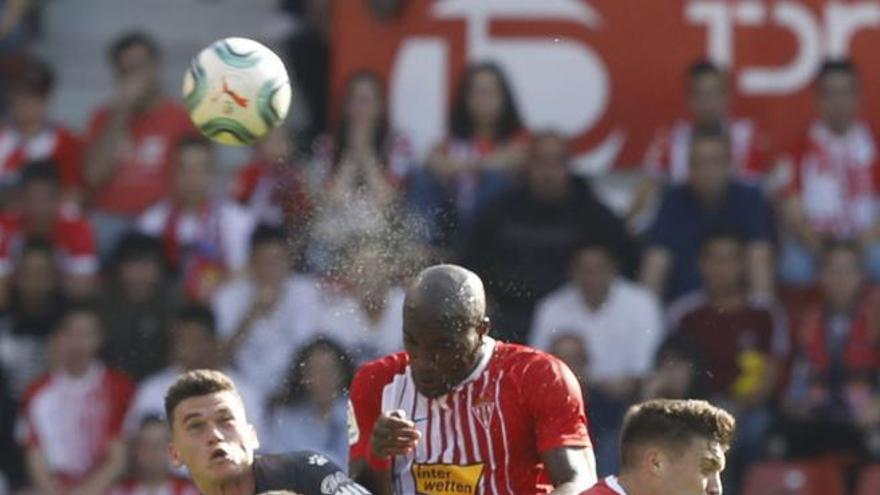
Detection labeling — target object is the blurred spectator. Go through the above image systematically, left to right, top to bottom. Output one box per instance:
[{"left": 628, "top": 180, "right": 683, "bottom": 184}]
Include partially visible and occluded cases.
[
  {"left": 0, "top": 0, "right": 35, "bottom": 113},
  {"left": 282, "top": 0, "right": 331, "bottom": 146},
  {"left": 83, "top": 31, "right": 196, "bottom": 256},
  {"left": 0, "top": 56, "right": 82, "bottom": 207},
  {"left": 779, "top": 59, "right": 880, "bottom": 285},
  {"left": 629, "top": 60, "right": 769, "bottom": 229},
  {"left": 408, "top": 62, "right": 526, "bottom": 251},
  {"left": 307, "top": 71, "right": 415, "bottom": 273},
  {"left": 640, "top": 124, "right": 775, "bottom": 302},
  {"left": 231, "top": 127, "right": 312, "bottom": 235},
  {"left": 463, "top": 131, "right": 637, "bottom": 342},
  {"left": 137, "top": 136, "right": 256, "bottom": 302},
  {"left": 0, "top": 161, "right": 98, "bottom": 301},
  {"left": 213, "top": 225, "right": 322, "bottom": 401},
  {"left": 667, "top": 231, "right": 788, "bottom": 489},
  {"left": 667, "top": 231, "right": 787, "bottom": 409},
  {"left": 98, "top": 233, "right": 178, "bottom": 381},
  {"left": 0, "top": 239, "right": 65, "bottom": 396},
  {"left": 317, "top": 240, "right": 404, "bottom": 363},
  {"left": 778, "top": 241, "right": 880, "bottom": 458},
  {"left": 531, "top": 242, "right": 662, "bottom": 473},
  {"left": 531, "top": 242, "right": 662, "bottom": 390},
  {"left": 18, "top": 303, "right": 134, "bottom": 495},
  {"left": 123, "top": 305, "right": 264, "bottom": 438},
  {"left": 640, "top": 334, "right": 707, "bottom": 401},
  {"left": 262, "top": 338, "right": 353, "bottom": 466},
  {"left": 0, "top": 366, "right": 24, "bottom": 492},
  {"left": 108, "top": 417, "right": 198, "bottom": 495}
]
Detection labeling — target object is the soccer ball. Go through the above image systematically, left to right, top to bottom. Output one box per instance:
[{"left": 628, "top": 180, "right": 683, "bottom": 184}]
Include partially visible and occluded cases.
[{"left": 183, "top": 37, "right": 291, "bottom": 146}]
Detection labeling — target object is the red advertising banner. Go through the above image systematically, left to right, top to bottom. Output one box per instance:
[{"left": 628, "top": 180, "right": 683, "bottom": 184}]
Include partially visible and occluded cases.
[{"left": 332, "top": 0, "right": 880, "bottom": 173}]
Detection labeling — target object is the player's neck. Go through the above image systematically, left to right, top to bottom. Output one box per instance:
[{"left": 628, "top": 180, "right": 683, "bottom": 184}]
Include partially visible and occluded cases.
[
  {"left": 199, "top": 470, "right": 255, "bottom": 495},
  {"left": 615, "top": 472, "right": 653, "bottom": 495}
]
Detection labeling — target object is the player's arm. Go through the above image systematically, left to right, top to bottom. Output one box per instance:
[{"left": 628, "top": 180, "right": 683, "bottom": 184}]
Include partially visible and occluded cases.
[
  {"left": 528, "top": 356, "right": 597, "bottom": 493},
  {"left": 543, "top": 446, "right": 598, "bottom": 495}
]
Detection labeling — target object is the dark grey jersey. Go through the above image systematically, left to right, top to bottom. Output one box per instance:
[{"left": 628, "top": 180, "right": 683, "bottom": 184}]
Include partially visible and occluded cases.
[{"left": 253, "top": 452, "right": 371, "bottom": 495}]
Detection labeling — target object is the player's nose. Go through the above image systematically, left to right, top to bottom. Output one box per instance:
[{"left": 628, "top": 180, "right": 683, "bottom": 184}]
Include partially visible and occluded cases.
[{"left": 706, "top": 475, "right": 722, "bottom": 495}]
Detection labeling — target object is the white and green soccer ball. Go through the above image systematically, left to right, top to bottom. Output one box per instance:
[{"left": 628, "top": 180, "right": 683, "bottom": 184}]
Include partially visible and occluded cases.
[{"left": 183, "top": 37, "right": 292, "bottom": 146}]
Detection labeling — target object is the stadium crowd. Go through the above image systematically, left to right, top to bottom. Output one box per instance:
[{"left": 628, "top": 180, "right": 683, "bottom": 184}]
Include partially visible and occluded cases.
[{"left": 1, "top": 2, "right": 880, "bottom": 495}]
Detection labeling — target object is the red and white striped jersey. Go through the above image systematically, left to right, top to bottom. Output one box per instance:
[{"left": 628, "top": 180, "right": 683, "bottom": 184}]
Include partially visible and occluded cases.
[
  {"left": 643, "top": 117, "right": 768, "bottom": 184},
  {"left": 0, "top": 124, "right": 82, "bottom": 188},
  {"left": 349, "top": 338, "right": 591, "bottom": 495},
  {"left": 580, "top": 476, "right": 627, "bottom": 495}
]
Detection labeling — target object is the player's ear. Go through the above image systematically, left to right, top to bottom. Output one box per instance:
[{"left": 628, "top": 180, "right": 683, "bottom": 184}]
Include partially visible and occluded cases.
[
  {"left": 477, "top": 317, "right": 490, "bottom": 338},
  {"left": 168, "top": 440, "right": 184, "bottom": 468},
  {"left": 646, "top": 448, "right": 664, "bottom": 477}
]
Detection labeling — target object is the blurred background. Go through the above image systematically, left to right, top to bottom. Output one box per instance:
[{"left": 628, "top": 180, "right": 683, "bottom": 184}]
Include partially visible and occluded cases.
[{"left": 1, "top": 1, "right": 880, "bottom": 494}]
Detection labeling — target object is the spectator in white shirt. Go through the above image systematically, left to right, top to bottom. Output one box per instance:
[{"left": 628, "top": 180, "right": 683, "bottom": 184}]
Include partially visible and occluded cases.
[
  {"left": 137, "top": 135, "right": 255, "bottom": 301},
  {"left": 213, "top": 225, "right": 322, "bottom": 402},
  {"left": 530, "top": 242, "right": 663, "bottom": 398},
  {"left": 123, "top": 304, "right": 264, "bottom": 438},
  {"left": 261, "top": 338, "right": 354, "bottom": 466}
]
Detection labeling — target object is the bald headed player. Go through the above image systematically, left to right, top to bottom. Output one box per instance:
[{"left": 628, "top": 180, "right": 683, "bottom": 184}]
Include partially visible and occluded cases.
[
  {"left": 348, "top": 265, "right": 597, "bottom": 495},
  {"left": 581, "top": 399, "right": 735, "bottom": 495}
]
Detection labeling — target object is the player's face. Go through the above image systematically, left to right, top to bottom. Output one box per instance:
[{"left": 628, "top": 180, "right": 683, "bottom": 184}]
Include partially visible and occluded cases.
[
  {"left": 818, "top": 72, "right": 859, "bottom": 134},
  {"left": 688, "top": 73, "right": 728, "bottom": 125},
  {"left": 10, "top": 89, "right": 48, "bottom": 129},
  {"left": 21, "top": 180, "right": 59, "bottom": 221},
  {"left": 250, "top": 242, "right": 289, "bottom": 286},
  {"left": 15, "top": 250, "right": 57, "bottom": 300},
  {"left": 403, "top": 317, "right": 486, "bottom": 398},
  {"left": 168, "top": 391, "right": 259, "bottom": 485},
  {"left": 660, "top": 439, "right": 726, "bottom": 495}
]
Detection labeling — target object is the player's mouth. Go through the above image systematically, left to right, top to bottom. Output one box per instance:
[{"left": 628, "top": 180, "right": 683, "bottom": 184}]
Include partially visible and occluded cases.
[{"left": 210, "top": 447, "right": 232, "bottom": 464}]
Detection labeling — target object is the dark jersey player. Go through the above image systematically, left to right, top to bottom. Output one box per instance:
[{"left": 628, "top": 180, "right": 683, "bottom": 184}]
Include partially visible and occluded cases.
[
  {"left": 349, "top": 264, "right": 597, "bottom": 495},
  {"left": 165, "top": 369, "right": 370, "bottom": 495},
  {"left": 581, "top": 399, "right": 735, "bottom": 495}
]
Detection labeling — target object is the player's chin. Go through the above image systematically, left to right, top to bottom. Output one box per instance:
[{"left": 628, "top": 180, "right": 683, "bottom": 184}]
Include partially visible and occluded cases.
[{"left": 414, "top": 380, "right": 449, "bottom": 398}]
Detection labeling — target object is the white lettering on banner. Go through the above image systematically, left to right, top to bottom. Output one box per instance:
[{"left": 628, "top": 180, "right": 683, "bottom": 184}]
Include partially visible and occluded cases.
[{"left": 689, "top": 0, "right": 880, "bottom": 95}]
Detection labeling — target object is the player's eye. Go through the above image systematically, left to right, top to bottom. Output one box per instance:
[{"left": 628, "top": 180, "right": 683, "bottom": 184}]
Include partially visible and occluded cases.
[{"left": 186, "top": 421, "right": 204, "bottom": 432}]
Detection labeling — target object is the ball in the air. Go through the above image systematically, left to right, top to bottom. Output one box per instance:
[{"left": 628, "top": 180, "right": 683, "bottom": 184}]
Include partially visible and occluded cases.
[{"left": 183, "top": 37, "right": 291, "bottom": 146}]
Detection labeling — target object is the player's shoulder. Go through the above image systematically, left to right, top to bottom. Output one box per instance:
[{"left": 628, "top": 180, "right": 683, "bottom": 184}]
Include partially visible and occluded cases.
[
  {"left": 493, "top": 341, "right": 569, "bottom": 376},
  {"left": 353, "top": 351, "right": 409, "bottom": 385},
  {"left": 254, "top": 451, "right": 368, "bottom": 495},
  {"left": 580, "top": 477, "right": 625, "bottom": 495}
]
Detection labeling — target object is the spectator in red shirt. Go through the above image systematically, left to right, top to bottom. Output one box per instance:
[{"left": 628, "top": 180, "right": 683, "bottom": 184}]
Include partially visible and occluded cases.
[
  {"left": 82, "top": 31, "right": 197, "bottom": 256},
  {"left": 0, "top": 56, "right": 82, "bottom": 207},
  {"left": 780, "top": 59, "right": 880, "bottom": 285},
  {"left": 628, "top": 60, "right": 770, "bottom": 231},
  {"left": 407, "top": 62, "right": 526, "bottom": 252},
  {"left": 231, "top": 127, "right": 312, "bottom": 236},
  {"left": 0, "top": 161, "right": 98, "bottom": 300},
  {"left": 667, "top": 231, "right": 788, "bottom": 492},
  {"left": 779, "top": 241, "right": 880, "bottom": 458},
  {"left": 18, "top": 303, "right": 135, "bottom": 495},
  {"left": 108, "top": 416, "right": 198, "bottom": 495}
]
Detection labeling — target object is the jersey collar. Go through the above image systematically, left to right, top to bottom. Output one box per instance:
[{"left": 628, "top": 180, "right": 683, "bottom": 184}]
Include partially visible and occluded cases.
[
  {"left": 452, "top": 336, "right": 496, "bottom": 391},
  {"left": 606, "top": 476, "right": 628, "bottom": 495}
]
